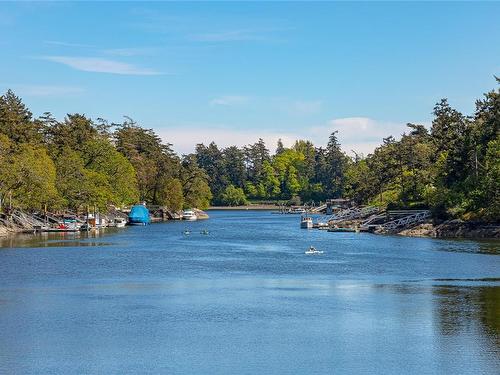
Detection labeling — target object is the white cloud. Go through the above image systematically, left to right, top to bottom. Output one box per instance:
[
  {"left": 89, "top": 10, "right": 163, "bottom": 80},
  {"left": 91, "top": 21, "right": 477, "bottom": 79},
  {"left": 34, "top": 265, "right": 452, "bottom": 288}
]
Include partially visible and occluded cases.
[
  {"left": 40, "top": 56, "right": 162, "bottom": 75},
  {"left": 11, "top": 84, "right": 84, "bottom": 97},
  {"left": 210, "top": 95, "right": 250, "bottom": 106},
  {"left": 157, "top": 117, "right": 413, "bottom": 157},
  {"left": 310, "top": 117, "right": 411, "bottom": 156},
  {"left": 157, "top": 127, "right": 296, "bottom": 155}
]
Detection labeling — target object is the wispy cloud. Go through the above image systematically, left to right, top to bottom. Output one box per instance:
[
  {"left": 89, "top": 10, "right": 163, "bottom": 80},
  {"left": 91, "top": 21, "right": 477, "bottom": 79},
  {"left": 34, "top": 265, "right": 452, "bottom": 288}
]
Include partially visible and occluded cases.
[
  {"left": 189, "top": 27, "right": 289, "bottom": 42},
  {"left": 189, "top": 29, "right": 269, "bottom": 42},
  {"left": 44, "top": 40, "right": 95, "bottom": 48},
  {"left": 103, "top": 47, "right": 160, "bottom": 57},
  {"left": 40, "top": 56, "right": 162, "bottom": 75},
  {"left": 11, "top": 84, "right": 84, "bottom": 97},
  {"left": 210, "top": 95, "right": 250, "bottom": 106}
]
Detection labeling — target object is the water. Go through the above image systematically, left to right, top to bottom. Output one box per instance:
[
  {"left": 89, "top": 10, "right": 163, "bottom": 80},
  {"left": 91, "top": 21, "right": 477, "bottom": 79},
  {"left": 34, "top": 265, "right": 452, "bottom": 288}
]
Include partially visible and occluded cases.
[{"left": 0, "top": 210, "right": 499, "bottom": 374}]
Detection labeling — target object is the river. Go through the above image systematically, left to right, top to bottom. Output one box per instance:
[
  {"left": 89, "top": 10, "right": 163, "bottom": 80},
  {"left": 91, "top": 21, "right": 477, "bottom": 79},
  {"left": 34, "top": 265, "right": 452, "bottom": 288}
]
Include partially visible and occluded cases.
[{"left": 0, "top": 210, "right": 499, "bottom": 374}]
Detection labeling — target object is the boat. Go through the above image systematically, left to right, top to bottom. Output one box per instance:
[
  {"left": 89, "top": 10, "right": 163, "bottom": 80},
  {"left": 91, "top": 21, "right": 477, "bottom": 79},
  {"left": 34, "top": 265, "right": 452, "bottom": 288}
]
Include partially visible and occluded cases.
[
  {"left": 128, "top": 204, "right": 151, "bottom": 225},
  {"left": 290, "top": 207, "right": 306, "bottom": 214},
  {"left": 182, "top": 209, "right": 197, "bottom": 221},
  {"left": 300, "top": 215, "right": 313, "bottom": 229},
  {"left": 114, "top": 217, "right": 126, "bottom": 228},
  {"left": 79, "top": 223, "right": 91, "bottom": 232},
  {"left": 182, "top": 229, "right": 191, "bottom": 235},
  {"left": 200, "top": 229, "right": 209, "bottom": 235},
  {"left": 305, "top": 246, "right": 324, "bottom": 255}
]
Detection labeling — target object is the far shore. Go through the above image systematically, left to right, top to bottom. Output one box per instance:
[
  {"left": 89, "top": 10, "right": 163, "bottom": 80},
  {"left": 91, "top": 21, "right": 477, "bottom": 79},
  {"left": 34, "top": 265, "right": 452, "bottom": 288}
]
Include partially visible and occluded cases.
[{"left": 207, "top": 205, "right": 279, "bottom": 210}]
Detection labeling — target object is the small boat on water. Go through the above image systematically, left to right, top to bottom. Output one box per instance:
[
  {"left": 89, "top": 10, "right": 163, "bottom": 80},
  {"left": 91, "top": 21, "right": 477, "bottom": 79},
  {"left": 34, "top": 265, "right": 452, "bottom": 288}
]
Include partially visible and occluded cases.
[
  {"left": 182, "top": 210, "right": 197, "bottom": 221},
  {"left": 300, "top": 215, "right": 313, "bottom": 229},
  {"left": 114, "top": 217, "right": 126, "bottom": 228},
  {"left": 182, "top": 229, "right": 191, "bottom": 235},
  {"left": 200, "top": 229, "right": 209, "bottom": 235},
  {"left": 305, "top": 246, "right": 324, "bottom": 255}
]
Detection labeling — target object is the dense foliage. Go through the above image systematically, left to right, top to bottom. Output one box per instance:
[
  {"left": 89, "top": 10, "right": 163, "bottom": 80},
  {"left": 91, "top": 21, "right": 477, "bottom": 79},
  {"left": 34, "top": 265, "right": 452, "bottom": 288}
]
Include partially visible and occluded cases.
[
  {"left": 0, "top": 80, "right": 498, "bottom": 220},
  {"left": 192, "top": 81, "right": 499, "bottom": 221},
  {"left": 0, "top": 91, "right": 211, "bottom": 211}
]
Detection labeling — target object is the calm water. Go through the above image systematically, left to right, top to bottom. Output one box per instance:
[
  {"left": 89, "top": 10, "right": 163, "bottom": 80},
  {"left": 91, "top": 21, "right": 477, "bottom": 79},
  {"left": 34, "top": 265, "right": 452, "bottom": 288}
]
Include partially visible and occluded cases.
[{"left": 0, "top": 210, "right": 499, "bottom": 374}]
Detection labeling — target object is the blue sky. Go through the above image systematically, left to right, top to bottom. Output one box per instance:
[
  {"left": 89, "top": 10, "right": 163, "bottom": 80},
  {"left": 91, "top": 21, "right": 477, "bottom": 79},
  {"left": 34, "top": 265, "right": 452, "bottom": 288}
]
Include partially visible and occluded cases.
[{"left": 0, "top": 1, "right": 499, "bottom": 155}]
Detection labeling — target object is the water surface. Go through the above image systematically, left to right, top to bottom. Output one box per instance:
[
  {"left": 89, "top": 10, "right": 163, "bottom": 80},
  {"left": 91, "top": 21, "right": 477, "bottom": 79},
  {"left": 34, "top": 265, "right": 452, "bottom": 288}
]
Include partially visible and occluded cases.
[{"left": 0, "top": 211, "right": 499, "bottom": 374}]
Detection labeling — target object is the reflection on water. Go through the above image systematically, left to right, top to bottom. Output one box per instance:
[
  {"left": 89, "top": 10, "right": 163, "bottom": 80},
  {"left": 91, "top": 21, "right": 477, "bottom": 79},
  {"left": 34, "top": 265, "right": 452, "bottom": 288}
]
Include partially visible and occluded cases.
[
  {"left": 0, "top": 228, "right": 118, "bottom": 248},
  {"left": 436, "top": 239, "right": 500, "bottom": 255},
  {"left": 433, "top": 286, "right": 500, "bottom": 348}
]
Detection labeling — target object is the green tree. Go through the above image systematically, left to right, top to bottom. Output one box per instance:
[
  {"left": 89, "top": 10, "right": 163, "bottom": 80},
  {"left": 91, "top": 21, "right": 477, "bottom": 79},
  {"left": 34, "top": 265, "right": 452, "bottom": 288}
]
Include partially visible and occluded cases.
[
  {"left": 0, "top": 90, "right": 42, "bottom": 144},
  {"left": 0, "top": 143, "right": 59, "bottom": 209},
  {"left": 181, "top": 154, "right": 212, "bottom": 209},
  {"left": 159, "top": 177, "right": 184, "bottom": 211},
  {"left": 220, "top": 185, "right": 248, "bottom": 206}
]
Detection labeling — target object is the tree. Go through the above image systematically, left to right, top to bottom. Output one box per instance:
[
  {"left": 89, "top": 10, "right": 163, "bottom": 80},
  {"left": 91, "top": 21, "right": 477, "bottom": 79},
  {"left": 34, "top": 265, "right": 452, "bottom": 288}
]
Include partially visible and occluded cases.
[
  {"left": 0, "top": 90, "right": 41, "bottom": 144},
  {"left": 114, "top": 118, "right": 179, "bottom": 204},
  {"left": 325, "top": 131, "right": 348, "bottom": 198},
  {"left": 81, "top": 138, "right": 139, "bottom": 206},
  {"left": 244, "top": 138, "right": 270, "bottom": 183},
  {"left": 276, "top": 138, "right": 285, "bottom": 155},
  {"left": 195, "top": 142, "right": 228, "bottom": 200},
  {"left": 0, "top": 143, "right": 59, "bottom": 209},
  {"left": 223, "top": 146, "right": 247, "bottom": 188},
  {"left": 181, "top": 154, "right": 212, "bottom": 209},
  {"left": 261, "top": 160, "right": 280, "bottom": 198},
  {"left": 159, "top": 177, "right": 184, "bottom": 211},
  {"left": 220, "top": 185, "right": 248, "bottom": 206}
]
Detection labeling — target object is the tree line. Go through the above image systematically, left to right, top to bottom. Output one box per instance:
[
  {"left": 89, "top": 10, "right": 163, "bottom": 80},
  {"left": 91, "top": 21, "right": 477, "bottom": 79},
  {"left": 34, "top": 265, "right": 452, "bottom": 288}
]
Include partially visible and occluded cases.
[
  {"left": 0, "top": 79, "right": 498, "bottom": 221},
  {"left": 0, "top": 91, "right": 211, "bottom": 212}
]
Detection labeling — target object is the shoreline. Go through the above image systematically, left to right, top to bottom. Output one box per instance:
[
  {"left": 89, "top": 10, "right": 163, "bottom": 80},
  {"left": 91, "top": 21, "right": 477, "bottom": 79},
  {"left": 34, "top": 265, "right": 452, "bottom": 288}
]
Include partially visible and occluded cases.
[{"left": 207, "top": 205, "right": 278, "bottom": 210}]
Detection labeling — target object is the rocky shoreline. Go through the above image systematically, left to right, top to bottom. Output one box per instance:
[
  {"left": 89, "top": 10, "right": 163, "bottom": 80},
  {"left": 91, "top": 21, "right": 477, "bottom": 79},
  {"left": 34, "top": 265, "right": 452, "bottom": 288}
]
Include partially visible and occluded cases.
[{"left": 397, "top": 220, "right": 500, "bottom": 239}]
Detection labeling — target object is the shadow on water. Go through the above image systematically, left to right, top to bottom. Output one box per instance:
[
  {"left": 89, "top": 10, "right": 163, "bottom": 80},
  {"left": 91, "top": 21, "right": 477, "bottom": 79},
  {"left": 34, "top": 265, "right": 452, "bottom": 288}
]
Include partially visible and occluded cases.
[{"left": 0, "top": 229, "right": 118, "bottom": 249}]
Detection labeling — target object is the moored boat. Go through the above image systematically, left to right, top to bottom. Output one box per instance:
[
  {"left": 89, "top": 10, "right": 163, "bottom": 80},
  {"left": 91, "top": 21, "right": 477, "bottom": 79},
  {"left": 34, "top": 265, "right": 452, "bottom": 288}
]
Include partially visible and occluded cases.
[
  {"left": 128, "top": 204, "right": 151, "bottom": 225},
  {"left": 182, "top": 210, "right": 197, "bottom": 221},
  {"left": 300, "top": 215, "right": 313, "bottom": 229},
  {"left": 114, "top": 217, "right": 126, "bottom": 228}
]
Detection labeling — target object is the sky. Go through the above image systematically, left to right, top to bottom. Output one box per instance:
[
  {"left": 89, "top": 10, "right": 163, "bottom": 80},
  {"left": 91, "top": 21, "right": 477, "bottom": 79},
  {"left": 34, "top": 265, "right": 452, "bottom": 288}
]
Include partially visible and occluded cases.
[{"left": 0, "top": 1, "right": 499, "bottom": 156}]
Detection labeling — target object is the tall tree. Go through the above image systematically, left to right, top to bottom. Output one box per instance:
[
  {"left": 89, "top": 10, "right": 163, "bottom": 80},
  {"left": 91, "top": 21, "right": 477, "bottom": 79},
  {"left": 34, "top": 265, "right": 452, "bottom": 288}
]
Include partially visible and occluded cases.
[{"left": 0, "top": 90, "right": 41, "bottom": 144}]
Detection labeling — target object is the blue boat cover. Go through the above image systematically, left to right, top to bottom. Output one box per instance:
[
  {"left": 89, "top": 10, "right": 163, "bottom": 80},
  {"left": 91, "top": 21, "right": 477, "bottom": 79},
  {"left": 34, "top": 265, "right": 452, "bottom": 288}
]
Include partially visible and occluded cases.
[{"left": 128, "top": 205, "right": 150, "bottom": 224}]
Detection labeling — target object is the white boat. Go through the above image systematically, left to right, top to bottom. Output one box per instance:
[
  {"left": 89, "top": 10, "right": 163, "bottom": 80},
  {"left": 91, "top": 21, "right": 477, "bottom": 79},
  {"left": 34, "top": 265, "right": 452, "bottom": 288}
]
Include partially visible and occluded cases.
[
  {"left": 291, "top": 207, "right": 306, "bottom": 214},
  {"left": 182, "top": 210, "right": 197, "bottom": 221},
  {"left": 300, "top": 216, "right": 313, "bottom": 229},
  {"left": 114, "top": 217, "right": 126, "bottom": 228},
  {"left": 305, "top": 246, "right": 324, "bottom": 255}
]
